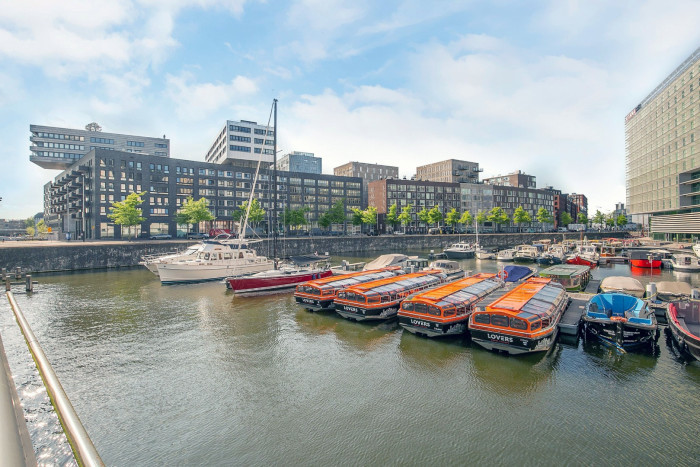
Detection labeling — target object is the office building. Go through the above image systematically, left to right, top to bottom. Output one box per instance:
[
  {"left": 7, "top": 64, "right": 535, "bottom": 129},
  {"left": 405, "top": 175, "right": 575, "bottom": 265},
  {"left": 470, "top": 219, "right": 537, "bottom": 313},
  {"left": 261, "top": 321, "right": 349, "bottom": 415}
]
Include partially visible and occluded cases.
[
  {"left": 625, "top": 47, "right": 700, "bottom": 238},
  {"left": 204, "top": 120, "right": 275, "bottom": 169},
  {"left": 30, "top": 124, "right": 170, "bottom": 170},
  {"left": 45, "top": 149, "right": 362, "bottom": 240},
  {"left": 277, "top": 152, "right": 322, "bottom": 174},
  {"left": 415, "top": 159, "right": 481, "bottom": 183},
  {"left": 334, "top": 162, "right": 399, "bottom": 208},
  {"left": 483, "top": 170, "right": 536, "bottom": 189},
  {"left": 459, "top": 183, "right": 494, "bottom": 217},
  {"left": 568, "top": 194, "right": 588, "bottom": 218}
]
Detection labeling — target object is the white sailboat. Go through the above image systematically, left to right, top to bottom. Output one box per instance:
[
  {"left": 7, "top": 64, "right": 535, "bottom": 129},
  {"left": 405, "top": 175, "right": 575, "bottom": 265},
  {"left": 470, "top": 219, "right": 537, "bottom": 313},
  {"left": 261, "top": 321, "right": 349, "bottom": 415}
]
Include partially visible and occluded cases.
[{"left": 474, "top": 219, "right": 495, "bottom": 259}]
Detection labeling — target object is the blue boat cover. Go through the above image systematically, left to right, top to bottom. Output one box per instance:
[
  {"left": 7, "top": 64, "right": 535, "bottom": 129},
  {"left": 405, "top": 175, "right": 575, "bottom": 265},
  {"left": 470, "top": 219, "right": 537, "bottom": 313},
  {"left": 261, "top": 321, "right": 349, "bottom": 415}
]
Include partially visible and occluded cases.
[{"left": 503, "top": 265, "right": 533, "bottom": 283}]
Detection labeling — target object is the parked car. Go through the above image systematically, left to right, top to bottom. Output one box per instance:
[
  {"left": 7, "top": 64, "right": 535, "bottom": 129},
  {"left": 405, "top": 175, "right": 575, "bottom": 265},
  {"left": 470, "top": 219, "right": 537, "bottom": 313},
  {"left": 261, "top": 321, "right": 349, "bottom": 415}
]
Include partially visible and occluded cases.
[
  {"left": 366, "top": 230, "right": 379, "bottom": 236},
  {"left": 186, "top": 232, "right": 209, "bottom": 239},
  {"left": 149, "top": 234, "right": 172, "bottom": 240}
]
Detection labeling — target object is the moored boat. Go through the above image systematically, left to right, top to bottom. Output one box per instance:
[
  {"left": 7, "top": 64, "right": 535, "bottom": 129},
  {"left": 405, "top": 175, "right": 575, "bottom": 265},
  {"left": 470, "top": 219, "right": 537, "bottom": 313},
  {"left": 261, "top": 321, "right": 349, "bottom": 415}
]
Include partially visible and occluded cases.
[
  {"left": 443, "top": 241, "right": 475, "bottom": 259},
  {"left": 140, "top": 244, "right": 201, "bottom": 274},
  {"left": 566, "top": 244, "right": 599, "bottom": 267},
  {"left": 513, "top": 245, "right": 539, "bottom": 263},
  {"left": 536, "top": 245, "right": 566, "bottom": 266},
  {"left": 496, "top": 248, "right": 516, "bottom": 262},
  {"left": 628, "top": 250, "right": 661, "bottom": 268},
  {"left": 331, "top": 253, "right": 412, "bottom": 274},
  {"left": 670, "top": 253, "right": 700, "bottom": 272},
  {"left": 226, "top": 254, "right": 332, "bottom": 296},
  {"left": 427, "top": 259, "right": 466, "bottom": 280},
  {"left": 538, "top": 264, "right": 590, "bottom": 292},
  {"left": 294, "top": 268, "right": 402, "bottom": 311},
  {"left": 334, "top": 269, "right": 454, "bottom": 321},
  {"left": 398, "top": 273, "right": 503, "bottom": 337},
  {"left": 598, "top": 276, "right": 645, "bottom": 298},
  {"left": 468, "top": 277, "right": 568, "bottom": 355},
  {"left": 582, "top": 293, "right": 658, "bottom": 351},
  {"left": 666, "top": 301, "right": 700, "bottom": 360}
]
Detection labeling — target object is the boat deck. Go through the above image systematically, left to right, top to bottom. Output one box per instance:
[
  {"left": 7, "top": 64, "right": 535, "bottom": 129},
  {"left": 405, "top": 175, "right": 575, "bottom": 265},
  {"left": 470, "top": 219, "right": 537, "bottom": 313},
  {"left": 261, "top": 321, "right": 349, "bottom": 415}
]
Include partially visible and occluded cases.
[{"left": 559, "top": 298, "right": 587, "bottom": 336}]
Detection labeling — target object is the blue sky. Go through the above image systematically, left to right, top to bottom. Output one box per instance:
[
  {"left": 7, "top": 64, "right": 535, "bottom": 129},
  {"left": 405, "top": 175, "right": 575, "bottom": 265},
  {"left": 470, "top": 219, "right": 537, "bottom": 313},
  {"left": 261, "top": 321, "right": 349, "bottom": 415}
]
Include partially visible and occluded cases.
[{"left": 1, "top": 0, "right": 699, "bottom": 219}]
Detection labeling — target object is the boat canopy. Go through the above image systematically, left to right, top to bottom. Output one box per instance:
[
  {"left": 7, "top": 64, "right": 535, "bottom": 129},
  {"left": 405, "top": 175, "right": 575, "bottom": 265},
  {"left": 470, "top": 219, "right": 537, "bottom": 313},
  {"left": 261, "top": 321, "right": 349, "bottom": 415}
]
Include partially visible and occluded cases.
[
  {"left": 364, "top": 254, "right": 412, "bottom": 270},
  {"left": 540, "top": 264, "right": 590, "bottom": 277},
  {"left": 502, "top": 265, "right": 534, "bottom": 283},
  {"left": 296, "top": 269, "right": 398, "bottom": 296},
  {"left": 338, "top": 270, "right": 444, "bottom": 302},
  {"left": 402, "top": 273, "right": 501, "bottom": 311},
  {"left": 599, "top": 276, "right": 644, "bottom": 295},
  {"left": 481, "top": 278, "right": 567, "bottom": 321},
  {"left": 655, "top": 281, "right": 692, "bottom": 295},
  {"left": 586, "top": 293, "right": 648, "bottom": 320}
]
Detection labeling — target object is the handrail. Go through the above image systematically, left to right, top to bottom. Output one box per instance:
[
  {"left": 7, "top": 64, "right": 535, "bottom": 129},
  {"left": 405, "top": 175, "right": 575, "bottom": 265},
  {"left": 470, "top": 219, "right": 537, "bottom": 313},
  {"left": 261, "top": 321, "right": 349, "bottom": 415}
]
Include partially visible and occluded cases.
[
  {"left": 6, "top": 292, "right": 104, "bottom": 467},
  {"left": 0, "top": 331, "right": 36, "bottom": 466}
]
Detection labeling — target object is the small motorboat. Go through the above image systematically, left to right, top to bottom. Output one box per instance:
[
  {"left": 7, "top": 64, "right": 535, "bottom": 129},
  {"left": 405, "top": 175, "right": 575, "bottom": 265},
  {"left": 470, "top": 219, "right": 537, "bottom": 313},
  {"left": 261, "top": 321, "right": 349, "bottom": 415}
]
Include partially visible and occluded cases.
[
  {"left": 443, "top": 241, "right": 475, "bottom": 259},
  {"left": 513, "top": 245, "right": 539, "bottom": 263},
  {"left": 496, "top": 249, "right": 516, "bottom": 262},
  {"left": 670, "top": 253, "right": 700, "bottom": 272},
  {"left": 427, "top": 259, "right": 466, "bottom": 281},
  {"left": 538, "top": 264, "right": 591, "bottom": 292},
  {"left": 598, "top": 276, "right": 645, "bottom": 298},
  {"left": 582, "top": 293, "right": 658, "bottom": 351},
  {"left": 666, "top": 301, "right": 700, "bottom": 360}
]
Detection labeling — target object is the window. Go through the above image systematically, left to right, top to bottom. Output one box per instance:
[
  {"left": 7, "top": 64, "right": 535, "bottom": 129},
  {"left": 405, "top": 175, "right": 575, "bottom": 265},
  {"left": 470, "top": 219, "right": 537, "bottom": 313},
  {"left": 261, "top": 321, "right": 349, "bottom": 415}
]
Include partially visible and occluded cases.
[
  {"left": 127, "top": 141, "right": 145, "bottom": 147},
  {"left": 230, "top": 145, "right": 251, "bottom": 152},
  {"left": 474, "top": 314, "right": 490, "bottom": 324},
  {"left": 491, "top": 315, "right": 509, "bottom": 327}
]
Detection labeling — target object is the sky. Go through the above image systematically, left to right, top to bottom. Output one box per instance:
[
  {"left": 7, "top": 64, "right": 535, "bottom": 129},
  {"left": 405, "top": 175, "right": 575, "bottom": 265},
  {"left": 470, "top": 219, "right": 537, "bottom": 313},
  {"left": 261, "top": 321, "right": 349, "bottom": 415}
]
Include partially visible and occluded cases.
[{"left": 0, "top": 0, "right": 699, "bottom": 219}]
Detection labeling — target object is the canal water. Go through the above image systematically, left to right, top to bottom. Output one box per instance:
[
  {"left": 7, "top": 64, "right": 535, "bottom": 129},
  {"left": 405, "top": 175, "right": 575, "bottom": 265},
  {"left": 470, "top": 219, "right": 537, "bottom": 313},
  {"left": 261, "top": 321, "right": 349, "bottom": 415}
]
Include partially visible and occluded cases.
[{"left": 1, "top": 252, "right": 699, "bottom": 466}]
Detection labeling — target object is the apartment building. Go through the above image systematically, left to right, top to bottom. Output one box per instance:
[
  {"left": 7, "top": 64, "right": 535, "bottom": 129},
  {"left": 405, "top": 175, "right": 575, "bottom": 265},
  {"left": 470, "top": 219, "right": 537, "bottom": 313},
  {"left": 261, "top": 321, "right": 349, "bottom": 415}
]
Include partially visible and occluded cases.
[
  {"left": 204, "top": 119, "right": 275, "bottom": 169},
  {"left": 415, "top": 159, "right": 481, "bottom": 183},
  {"left": 334, "top": 162, "right": 399, "bottom": 208},
  {"left": 483, "top": 170, "right": 536, "bottom": 189}
]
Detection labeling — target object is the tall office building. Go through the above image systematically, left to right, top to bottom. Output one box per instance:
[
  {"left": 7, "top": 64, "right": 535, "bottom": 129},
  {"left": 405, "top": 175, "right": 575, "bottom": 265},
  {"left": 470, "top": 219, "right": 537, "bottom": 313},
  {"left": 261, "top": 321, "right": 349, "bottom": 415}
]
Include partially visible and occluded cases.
[
  {"left": 625, "top": 47, "right": 700, "bottom": 238},
  {"left": 204, "top": 120, "right": 275, "bottom": 168},
  {"left": 30, "top": 124, "right": 170, "bottom": 170},
  {"left": 277, "top": 151, "right": 322, "bottom": 174},
  {"left": 416, "top": 159, "right": 481, "bottom": 183}
]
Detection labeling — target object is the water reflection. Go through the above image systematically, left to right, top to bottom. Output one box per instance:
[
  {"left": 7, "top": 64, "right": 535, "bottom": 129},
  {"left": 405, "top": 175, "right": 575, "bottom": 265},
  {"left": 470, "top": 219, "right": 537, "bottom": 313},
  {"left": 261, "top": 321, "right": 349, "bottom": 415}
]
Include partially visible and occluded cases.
[
  {"left": 630, "top": 266, "right": 661, "bottom": 277},
  {"left": 396, "top": 331, "right": 468, "bottom": 370},
  {"left": 580, "top": 334, "right": 659, "bottom": 380}
]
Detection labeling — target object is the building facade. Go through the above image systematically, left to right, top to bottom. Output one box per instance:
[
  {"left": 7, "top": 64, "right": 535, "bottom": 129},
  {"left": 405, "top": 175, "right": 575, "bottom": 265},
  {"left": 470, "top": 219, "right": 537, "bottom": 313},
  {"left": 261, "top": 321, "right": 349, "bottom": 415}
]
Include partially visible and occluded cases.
[
  {"left": 625, "top": 47, "right": 700, "bottom": 239},
  {"left": 204, "top": 120, "right": 276, "bottom": 168},
  {"left": 30, "top": 124, "right": 170, "bottom": 170},
  {"left": 45, "top": 149, "right": 362, "bottom": 240},
  {"left": 277, "top": 151, "right": 322, "bottom": 174},
  {"left": 415, "top": 159, "right": 481, "bottom": 183},
  {"left": 334, "top": 162, "right": 399, "bottom": 208},
  {"left": 483, "top": 170, "right": 536, "bottom": 189},
  {"left": 459, "top": 183, "right": 494, "bottom": 218},
  {"left": 491, "top": 185, "right": 555, "bottom": 231}
]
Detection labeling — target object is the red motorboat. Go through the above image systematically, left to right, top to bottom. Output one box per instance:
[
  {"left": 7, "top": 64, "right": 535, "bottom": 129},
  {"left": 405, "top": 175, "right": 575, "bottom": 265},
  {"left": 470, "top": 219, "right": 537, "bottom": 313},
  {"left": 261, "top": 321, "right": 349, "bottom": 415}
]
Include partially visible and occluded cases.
[
  {"left": 628, "top": 250, "right": 661, "bottom": 268},
  {"left": 226, "top": 254, "right": 332, "bottom": 296},
  {"left": 565, "top": 255, "right": 597, "bottom": 268},
  {"left": 666, "top": 301, "right": 700, "bottom": 360}
]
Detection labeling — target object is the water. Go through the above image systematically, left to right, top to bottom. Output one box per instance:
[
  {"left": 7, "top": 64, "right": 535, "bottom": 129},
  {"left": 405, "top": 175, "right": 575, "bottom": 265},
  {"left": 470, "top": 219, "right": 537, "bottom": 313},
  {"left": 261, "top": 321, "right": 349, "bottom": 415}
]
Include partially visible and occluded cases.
[{"left": 1, "top": 253, "right": 699, "bottom": 466}]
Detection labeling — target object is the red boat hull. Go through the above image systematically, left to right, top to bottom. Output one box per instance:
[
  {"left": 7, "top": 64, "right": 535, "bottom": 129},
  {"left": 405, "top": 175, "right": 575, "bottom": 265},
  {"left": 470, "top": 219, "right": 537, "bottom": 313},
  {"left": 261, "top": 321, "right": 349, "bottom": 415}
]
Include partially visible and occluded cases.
[
  {"left": 566, "top": 255, "right": 596, "bottom": 267},
  {"left": 629, "top": 259, "right": 661, "bottom": 268},
  {"left": 227, "top": 270, "right": 333, "bottom": 295}
]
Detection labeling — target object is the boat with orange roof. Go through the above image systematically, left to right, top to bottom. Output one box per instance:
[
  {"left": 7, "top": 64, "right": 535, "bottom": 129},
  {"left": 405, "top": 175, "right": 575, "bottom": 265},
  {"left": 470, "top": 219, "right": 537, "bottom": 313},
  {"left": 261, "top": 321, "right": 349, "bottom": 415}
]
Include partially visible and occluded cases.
[
  {"left": 294, "top": 268, "right": 403, "bottom": 311},
  {"left": 334, "top": 269, "right": 454, "bottom": 321},
  {"left": 398, "top": 273, "right": 504, "bottom": 337},
  {"left": 468, "top": 277, "right": 568, "bottom": 355}
]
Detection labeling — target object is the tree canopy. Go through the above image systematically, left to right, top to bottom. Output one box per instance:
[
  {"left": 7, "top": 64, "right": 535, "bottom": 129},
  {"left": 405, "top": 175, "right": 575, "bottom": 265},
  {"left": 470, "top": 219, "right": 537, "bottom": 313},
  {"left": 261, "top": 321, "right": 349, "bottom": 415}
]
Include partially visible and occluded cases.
[
  {"left": 108, "top": 191, "right": 146, "bottom": 239},
  {"left": 177, "top": 196, "right": 215, "bottom": 232},
  {"left": 232, "top": 198, "right": 264, "bottom": 227},
  {"left": 386, "top": 203, "right": 400, "bottom": 229},
  {"left": 398, "top": 204, "right": 412, "bottom": 231},
  {"left": 428, "top": 205, "right": 443, "bottom": 226},
  {"left": 362, "top": 206, "right": 378, "bottom": 226},
  {"left": 512, "top": 206, "right": 531, "bottom": 232},
  {"left": 283, "top": 207, "right": 309, "bottom": 229},
  {"left": 417, "top": 207, "right": 430, "bottom": 226},
  {"left": 487, "top": 207, "right": 509, "bottom": 232},
  {"left": 536, "top": 207, "right": 553, "bottom": 225},
  {"left": 351, "top": 208, "right": 364, "bottom": 226},
  {"left": 445, "top": 208, "right": 460, "bottom": 227},
  {"left": 459, "top": 210, "right": 473, "bottom": 228},
  {"left": 592, "top": 210, "right": 605, "bottom": 225},
  {"left": 476, "top": 211, "right": 487, "bottom": 225},
  {"left": 560, "top": 212, "right": 573, "bottom": 226},
  {"left": 577, "top": 212, "right": 588, "bottom": 224},
  {"left": 616, "top": 214, "right": 627, "bottom": 227}
]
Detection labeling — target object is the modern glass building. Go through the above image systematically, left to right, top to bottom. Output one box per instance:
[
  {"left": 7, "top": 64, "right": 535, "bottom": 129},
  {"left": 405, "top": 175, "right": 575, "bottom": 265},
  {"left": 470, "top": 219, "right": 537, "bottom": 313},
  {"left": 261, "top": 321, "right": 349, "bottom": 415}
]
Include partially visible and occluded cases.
[
  {"left": 625, "top": 47, "right": 700, "bottom": 239},
  {"left": 277, "top": 151, "right": 322, "bottom": 174}
]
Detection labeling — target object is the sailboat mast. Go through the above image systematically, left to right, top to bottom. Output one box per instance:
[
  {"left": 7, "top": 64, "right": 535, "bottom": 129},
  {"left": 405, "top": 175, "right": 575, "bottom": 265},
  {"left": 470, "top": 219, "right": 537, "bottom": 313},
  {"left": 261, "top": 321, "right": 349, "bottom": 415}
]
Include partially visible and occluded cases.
[{"left": 273, "top": 98, "right": 278, "bottom": 261}]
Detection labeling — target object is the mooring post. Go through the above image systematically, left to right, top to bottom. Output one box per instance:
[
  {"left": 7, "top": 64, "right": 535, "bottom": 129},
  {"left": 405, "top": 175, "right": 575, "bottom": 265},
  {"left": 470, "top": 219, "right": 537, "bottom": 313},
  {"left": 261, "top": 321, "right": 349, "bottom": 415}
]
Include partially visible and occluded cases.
[
  {"left": 15, "top": 267, "right": 21, "bottom": 280},
  {"left": 1, "top": 268, "right": 5, "bottom": 281},
  {"left": 25, "top": 275, "right": 32, "bottom": 293},
  {"left": 4, "top": 280, "right": 10, "bottom": 292}
]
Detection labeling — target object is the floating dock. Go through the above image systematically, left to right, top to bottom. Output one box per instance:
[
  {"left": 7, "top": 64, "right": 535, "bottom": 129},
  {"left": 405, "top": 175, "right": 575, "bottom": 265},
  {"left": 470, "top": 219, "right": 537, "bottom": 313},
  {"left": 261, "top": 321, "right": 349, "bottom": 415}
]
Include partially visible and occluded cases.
[{"left": 559, "top": 298, "right": 587, "bottom": 336}]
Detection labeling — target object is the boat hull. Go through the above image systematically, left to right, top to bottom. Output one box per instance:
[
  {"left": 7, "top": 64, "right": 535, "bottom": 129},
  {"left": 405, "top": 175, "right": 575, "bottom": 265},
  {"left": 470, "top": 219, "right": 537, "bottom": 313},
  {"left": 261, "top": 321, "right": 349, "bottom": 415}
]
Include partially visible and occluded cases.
[
  {"left": 444, "top": 250, "right": 475, "bottom": 259},
  {"left": 513, "top": 255, "right": 537, "bottom": 263},
  {"left": 566, "top": 255, "right": 597, "bottom": 267},
  {"left": 629, "top": 259, "right": 661, "bottom": 268},
  {"left": 157, "top": 261, "right": 273, "bottom": 284},
  {"left": 228, "top": 270, "right": 333, "bottom": 296},
  {"left": 294, "top": 295, "right": 335, "bottom": 311},
  {"left": 335, "top": 302, "right": 400, "bottom": 321},
  {"left": 666, "top": 304, "right": 700, "bottom": 360},
  {"left": 398, "top": 316, "right": 468, "bottom": 337},
  {"left": 582, "top": 318, "right": 658, "bottom": 350},
  {"left": 469, "top": 326, "right": 559, "bottom": 355}
]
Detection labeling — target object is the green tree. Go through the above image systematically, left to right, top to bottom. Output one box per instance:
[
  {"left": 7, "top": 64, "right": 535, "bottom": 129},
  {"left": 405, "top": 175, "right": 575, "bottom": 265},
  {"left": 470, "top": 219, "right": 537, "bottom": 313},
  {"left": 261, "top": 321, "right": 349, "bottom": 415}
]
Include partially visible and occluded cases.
[
  {"left": 108, "top": 191, "right": 146, "bottom": 240},
  {"left": 177, "top": 196, "right": 216, "bottom": 233},
  {"left": 233, "top": 198, "right": 264, "bottom": 228},
  {"left": 327, "top": 200, "right": 346, "bottom": 232},
  {"left": 386, "top": 203, "right": 400, "bottom": 232},
  {"left": 398, "top": 204, "right": 412, "bottom": 233},
  {"left": 428, "top": 205, "right": 443, "bottom": 227},
  {"left": 362, "top": 206, "right": 378, "bottom": 227},
  {"left": 512, "top": 206, "right": 531, "bottom": 233},
  {"left": 282, "top": 207, "right": 309, "bottom": 231},
  {"left": 351, "top": 207, "right": 365, "bottom": 228},
  {"left": 417, "top": 207, "right": 430, "bottom": 230},
  {"left": 487, "top": 207, "right": 509, "bottom": 232},
  {"left": 536, "top": 207, "right": 553, "bottom": 232},
  {"left": 445, "top": 208, "right": 460, "bottom": 229},
  {"left": 458, "top": 210, "right": 473, "bottom": 231},
  {"left": 592, "top": 210, "right": 605, "bottom": 225},
  {"left": 318, "top": 212, "right": 332, "bottom": 229},
  {"left": 560, "top": 212, "right": 573, "bottom": 227},
  {"left": 577, "top": 212, "right": 588, "bottom": 224},
  {"left": 605, "top": 213, "right": 615, "bottom": 228},
  {"left": 616, "top": 214, "right": 627, "bottom": 227},
  {"left": 25, "top": 217, "right": 35, "bottom": 229},
  {"left": 36, "top": 220, "right": 48, "bottom": 237},
  {"left": 25, "top": 226, "right": 35, "bottom": 237}
]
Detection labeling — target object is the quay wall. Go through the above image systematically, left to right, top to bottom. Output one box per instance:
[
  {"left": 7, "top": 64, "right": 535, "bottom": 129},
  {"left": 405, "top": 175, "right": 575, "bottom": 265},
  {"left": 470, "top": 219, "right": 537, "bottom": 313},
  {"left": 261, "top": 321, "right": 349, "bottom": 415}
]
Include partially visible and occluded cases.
[{"left": 0, "top": 232, "right": 628, "bottom": 274}]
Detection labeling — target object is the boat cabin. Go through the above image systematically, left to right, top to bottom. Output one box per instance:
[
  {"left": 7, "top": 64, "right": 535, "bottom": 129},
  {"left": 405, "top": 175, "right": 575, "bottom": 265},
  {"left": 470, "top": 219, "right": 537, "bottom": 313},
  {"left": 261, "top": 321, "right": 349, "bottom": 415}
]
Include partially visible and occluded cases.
[{"left": 539, "top": 264, "right": 591, "bottom": 292}]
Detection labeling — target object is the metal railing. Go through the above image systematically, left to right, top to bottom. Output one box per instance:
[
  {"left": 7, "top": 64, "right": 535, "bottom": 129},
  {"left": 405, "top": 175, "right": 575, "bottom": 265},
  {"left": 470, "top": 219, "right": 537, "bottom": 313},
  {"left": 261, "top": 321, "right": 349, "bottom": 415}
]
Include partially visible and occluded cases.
[{"left": 5, "top": 291, "right": 104, "bottom": 467}]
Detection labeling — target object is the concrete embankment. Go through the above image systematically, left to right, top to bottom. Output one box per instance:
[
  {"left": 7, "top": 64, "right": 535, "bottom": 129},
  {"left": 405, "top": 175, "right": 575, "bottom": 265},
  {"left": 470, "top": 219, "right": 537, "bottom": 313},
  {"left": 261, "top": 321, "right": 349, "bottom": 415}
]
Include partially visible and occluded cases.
[{"left": 0, "top": 232, "right": 627, "bottom": 274}]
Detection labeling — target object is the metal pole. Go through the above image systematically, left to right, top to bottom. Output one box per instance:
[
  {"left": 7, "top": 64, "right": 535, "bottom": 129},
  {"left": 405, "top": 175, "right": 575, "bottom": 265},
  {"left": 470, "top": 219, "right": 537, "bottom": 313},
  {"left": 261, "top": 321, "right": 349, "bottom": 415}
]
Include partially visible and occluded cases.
[
  {"left": 273, "top": 98, "right": 278, "bottom": 262},
  {"left": 6, "top": 292, "right": 104, "bottom": 466}
]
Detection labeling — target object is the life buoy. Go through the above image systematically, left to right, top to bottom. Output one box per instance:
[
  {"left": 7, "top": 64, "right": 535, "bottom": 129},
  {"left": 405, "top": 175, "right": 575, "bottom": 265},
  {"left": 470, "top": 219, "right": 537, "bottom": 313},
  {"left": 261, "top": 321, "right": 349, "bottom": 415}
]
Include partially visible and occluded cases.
[{"left": 497, "top": 270, "right": 508, "bottom": 281}]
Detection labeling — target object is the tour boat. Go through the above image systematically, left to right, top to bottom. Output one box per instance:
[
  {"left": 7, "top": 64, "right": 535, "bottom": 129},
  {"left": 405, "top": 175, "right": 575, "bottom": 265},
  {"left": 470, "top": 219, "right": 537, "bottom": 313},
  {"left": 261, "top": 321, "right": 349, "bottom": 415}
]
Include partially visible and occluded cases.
[
  {"left": 156, "top": 239, "right": 274, "bottom": 284},
  {"left": 443, "top": 242, "right": 475, "bottom": 259},
  {"left": 140, "top": 244, "right": 202, "bottom": 275},
  {"left": 513, "top": 245, "right": 539, "bottom": 263},
  {"left": 496, "top": 248, "right": 516, "bottom": 262},
  {"left": 628, "top": 250, "right": 661, "bottom": 268},
  {"left": 670, "top": 253, "right": 700, "bottom": 272},
  {"left": 226, "top": 254, "right": 332, "bottom": 296},
  {"left": 538, "top": 264, "right": 591, "bottom": 292},
  {"left": 294, "top": 268, "right": 402, "bottom": 311},
  {"left": 334, "top": 269, "right": 454, "bottom": 321},
  {"left": 398, "top": 273, "right": 503, "bottom": 337},
  {"left": 598, "top": 276, "right": 645, "bottom": 298},
  {"left": 468, "top": 277, "right": 568, "bottom": 355},
  {"left": 582, "top": 293, "right": 658, "bottom": 351},
  {"left": 666, "top": 301, "right": 700, "bottom": 360}
]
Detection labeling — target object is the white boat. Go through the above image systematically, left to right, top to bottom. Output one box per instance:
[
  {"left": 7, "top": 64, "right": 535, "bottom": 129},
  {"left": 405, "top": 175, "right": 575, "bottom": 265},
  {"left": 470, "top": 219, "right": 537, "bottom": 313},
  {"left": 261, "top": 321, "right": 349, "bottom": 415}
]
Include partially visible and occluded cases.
[
  {"left": 157, "top": 239, "right": 274, "bottom": 284},
  {"left": 443, "top": 241, "right": 475, "bottom": 259},
  {"left": 693, "top": 242, "right": 700, "bottom": 258},
  {"left": 573, "top": 243, "right": 600, "bottom": 266},
  {"left": 140, "top": 244, "right": 201, "bottom": 275},
  {"left": 513, "top": 245, "right": 539, "bottom": 263},
  {"left": 476, "top": 248, "right": 496, "bottom": 260},
  {"left": 496, "top": 248, "right": 516, "bottom": 261},
  {"left": 331, "top": 253, "right": 413, "bottom": 275},
  {"left": 670, "top": 253, "right": 700, "bottom": 272},
  {"left": 427, "top": 259, "right": 466, "bottom": 280},
  {"left": 598, "top": 276, "right": 645, "bottom": 298}
]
